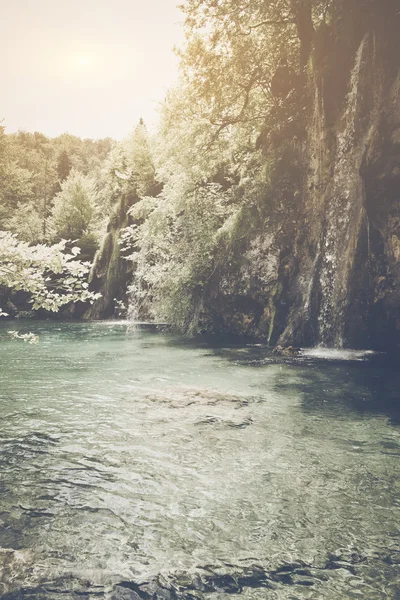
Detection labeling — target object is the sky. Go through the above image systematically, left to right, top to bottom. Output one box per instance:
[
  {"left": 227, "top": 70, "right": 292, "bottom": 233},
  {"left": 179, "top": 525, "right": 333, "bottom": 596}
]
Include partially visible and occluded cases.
[{"left": 1, "top": 0, "right": 185, "bottom": 139}]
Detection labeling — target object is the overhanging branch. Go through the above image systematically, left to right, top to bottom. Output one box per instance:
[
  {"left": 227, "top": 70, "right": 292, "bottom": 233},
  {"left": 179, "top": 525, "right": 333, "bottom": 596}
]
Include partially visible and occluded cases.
[
  {"left": 244, "top": 19, "right": 296, "bottom": 35},
  {"left": 249, "top": 19, "right": 296, "bottom": 29}
]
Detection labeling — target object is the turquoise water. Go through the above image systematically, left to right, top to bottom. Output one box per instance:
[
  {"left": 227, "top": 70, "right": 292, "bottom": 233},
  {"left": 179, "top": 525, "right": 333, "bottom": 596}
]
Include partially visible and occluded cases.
[{"left": 0, "top": 321, "right": 399, "bottom": 599}]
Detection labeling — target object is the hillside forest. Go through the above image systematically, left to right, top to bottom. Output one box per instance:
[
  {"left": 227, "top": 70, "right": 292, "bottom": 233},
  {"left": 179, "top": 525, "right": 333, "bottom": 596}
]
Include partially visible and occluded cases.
[{"left": 2, "top": 0, "right": 400, "bottom": 350}]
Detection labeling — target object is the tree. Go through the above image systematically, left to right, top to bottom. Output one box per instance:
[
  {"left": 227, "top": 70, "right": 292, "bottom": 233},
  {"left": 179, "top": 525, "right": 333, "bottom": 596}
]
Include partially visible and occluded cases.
[
  {"left": 120, "top": 0, "right": 322, "bottom": 329},
  {"left": 173, "top": 0, "right": 331, "bottom": 146},
  {"left": 126, "top": 119, "right": 156, "bottom": 196},
  {"left": 96, "top": 120, "right": 157, "bottom": 216},
  {"left": 0, "top": 123, "right": 7, "bottom": 179},
  {"left": 0, "top": 125, "right": 37, "bottom": 231},
  {"left": 1, "top": 129, "right": 115, "bottom": 242},
  {"left": 4, "top": 131, "right": 59, "bottom": 239},
  {"left": 57, "top": 150, "right": 73, "bottom": 182},
  {"left": 0, "top": 162, "right": 33, "bottom": 210},
  {"left": 48, "top": 170, "right": 99, "bottom": 242},
  {"left": 4, "top": 202, "right": 44, "bottom": 243},
  {"left": 0, "top": 232, "right": 100, "bottom": 312}
]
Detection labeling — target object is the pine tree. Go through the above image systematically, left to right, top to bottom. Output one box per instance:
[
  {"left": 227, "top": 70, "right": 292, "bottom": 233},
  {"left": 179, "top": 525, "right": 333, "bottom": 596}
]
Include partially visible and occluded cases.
[{"left": 57, "top": 150, "right": 73, "bottom": 182}]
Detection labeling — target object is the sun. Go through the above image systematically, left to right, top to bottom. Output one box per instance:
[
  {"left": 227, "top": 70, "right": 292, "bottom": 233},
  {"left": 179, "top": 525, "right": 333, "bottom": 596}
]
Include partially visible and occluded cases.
[{"left": 79, "top": 57, "right": 90, "bottom": 67}]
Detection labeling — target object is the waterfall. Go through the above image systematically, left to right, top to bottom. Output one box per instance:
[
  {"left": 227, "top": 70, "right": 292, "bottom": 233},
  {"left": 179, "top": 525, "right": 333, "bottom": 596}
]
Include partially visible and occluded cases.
[
  {"left": 317, "top": 34, "right": 370, "bottom": 347},
  {"left": 303, "top": 79, "right": 326, "bottom": 318},
  {"left": 366, "top": 208, "right": 371, "bottom": 287},
  {"left": 126, "top": 245, "right": 152, "bottom": 327},
  {"left": 126, "top": 275, "right": 142, "bottom": 327}
]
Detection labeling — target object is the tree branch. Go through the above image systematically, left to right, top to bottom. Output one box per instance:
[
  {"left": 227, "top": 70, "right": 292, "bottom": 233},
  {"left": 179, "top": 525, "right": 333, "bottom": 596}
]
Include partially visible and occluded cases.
[
  {"left": 243, "top": 19, "right": 296, "bottom": 35},
  {"left": 250, "top": 19, "right": 296, "bottom": 29}
]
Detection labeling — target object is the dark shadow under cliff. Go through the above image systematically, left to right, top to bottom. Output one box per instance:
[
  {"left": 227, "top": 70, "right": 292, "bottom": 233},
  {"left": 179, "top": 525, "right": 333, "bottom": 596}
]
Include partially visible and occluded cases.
[{"left": 194, "top": 0, "right": 400, "bottom": 350}]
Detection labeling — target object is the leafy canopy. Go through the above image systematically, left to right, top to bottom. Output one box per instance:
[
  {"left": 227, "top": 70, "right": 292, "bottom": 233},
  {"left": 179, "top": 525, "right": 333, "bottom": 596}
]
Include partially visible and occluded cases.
[{"left": 0, "top": 232, "right": 100, "bottom": 312}]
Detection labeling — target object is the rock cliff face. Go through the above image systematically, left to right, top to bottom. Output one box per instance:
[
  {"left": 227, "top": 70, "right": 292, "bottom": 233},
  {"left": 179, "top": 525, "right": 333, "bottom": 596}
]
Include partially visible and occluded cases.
[
  {"left": 92, "top": 0, "right": 400, "bottom": 349},
  {"left": 195, "top": 0, "right": 400, "bottom": 349},
  {"left": 84, "top": 194, "right": 136, "bottom": 320}
]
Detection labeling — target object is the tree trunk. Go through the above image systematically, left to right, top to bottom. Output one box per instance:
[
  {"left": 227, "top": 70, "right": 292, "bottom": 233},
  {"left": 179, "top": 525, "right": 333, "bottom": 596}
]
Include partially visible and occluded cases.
[{"left": 290, "top": 0, "right": 315, "bottom": 69}]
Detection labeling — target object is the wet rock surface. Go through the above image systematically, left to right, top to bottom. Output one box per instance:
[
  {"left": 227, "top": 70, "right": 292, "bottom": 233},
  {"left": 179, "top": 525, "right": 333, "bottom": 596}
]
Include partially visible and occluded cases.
[
  {"left": 181, "top": 1, "right": 400, "bottom": 351},
  {"left": 83, "top": 3, "right": 400, "bottom": 351},
  {"left": 83, "top": 193, "right": 137, "bottom": 320},
  {"left": 273, "top": 346, "right": 302, "bottom": 357}
]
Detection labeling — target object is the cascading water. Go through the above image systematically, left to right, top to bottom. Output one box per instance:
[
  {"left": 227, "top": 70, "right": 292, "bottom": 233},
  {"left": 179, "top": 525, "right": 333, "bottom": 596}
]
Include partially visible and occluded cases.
[
  {"left": 317, "top": 34, "right": 371, "bottom": 347},
  {"left": 302, "top": 79, "right": 326, "bottom": 319},
  {"left": 126, "top": 250, "right": 145, "bottom": 326},
  {"left": 126, "top": 286, "right": 140, "bottom": 324}
]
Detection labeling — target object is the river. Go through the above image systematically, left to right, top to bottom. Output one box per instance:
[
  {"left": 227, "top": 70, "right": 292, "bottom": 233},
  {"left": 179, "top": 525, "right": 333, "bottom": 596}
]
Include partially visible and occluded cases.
[{"left": 0, "top": 321, "right": 399, "bottom": 599}]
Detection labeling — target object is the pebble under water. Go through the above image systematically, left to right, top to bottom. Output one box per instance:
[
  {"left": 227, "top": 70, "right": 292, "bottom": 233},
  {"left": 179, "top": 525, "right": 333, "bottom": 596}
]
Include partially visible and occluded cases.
[{"left": 0, "top": 321, "right": 399, "bottom": 600}]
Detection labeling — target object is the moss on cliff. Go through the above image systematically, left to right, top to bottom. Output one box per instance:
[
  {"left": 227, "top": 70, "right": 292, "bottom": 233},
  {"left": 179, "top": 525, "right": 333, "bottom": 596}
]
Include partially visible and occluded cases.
[
  {"left": 90, "top": 0, "right": 400, "bottom": 350},
  {"left": 189, "top": 0, "right": 400, "bottom": 349},
  {"left": 83, "top": 193, "right": 137, "bottom": 320}
]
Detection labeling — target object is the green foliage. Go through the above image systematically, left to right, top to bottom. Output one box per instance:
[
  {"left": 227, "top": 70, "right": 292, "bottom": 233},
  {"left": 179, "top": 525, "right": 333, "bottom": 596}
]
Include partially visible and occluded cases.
[
  {"left": 0, "top": 0, "right": 335, "bottom": 328},
  {"left": 120, "top": 0, "right": 320, "bottom": 330},
  {"left": 126, "top": 119, "right": 156, "bottom": 196},
  {"left": 97, "top": 120, "right": 156, "bottom": 212},
  {"left": 0, "top": 127, "right": 115, "bottom": 244},
  {"left": 122, "top": 144, "right": 269, "bottom": 329},
  {"left": 57, "top": 150, "right": 73, "bottom": 182},
  {"left": 48, "top": 170, "right": 99, "bottom": 243},
  {"left": 5, "top": 203, "right": 44, "bottom": 243},
  {"left": 0, "top": 231, "right": 100, "bottom": 312}
]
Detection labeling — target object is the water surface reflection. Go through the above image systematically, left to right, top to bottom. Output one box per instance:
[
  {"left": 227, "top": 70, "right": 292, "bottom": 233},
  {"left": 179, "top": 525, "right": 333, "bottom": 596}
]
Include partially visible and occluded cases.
[{"left": 0, "top": 322, "right": 398, "bottom": 599}]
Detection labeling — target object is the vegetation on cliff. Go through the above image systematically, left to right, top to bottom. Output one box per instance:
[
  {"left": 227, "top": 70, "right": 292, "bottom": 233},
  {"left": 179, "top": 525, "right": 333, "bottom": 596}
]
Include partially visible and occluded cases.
[
  {"left": 2, "top": 0, "right": 400, "bottom": 349},
  {"left": 117, "top": 0, "right": 400, "bottom": 350},
  {"left": 118, "top": 0, "right": 324, "bottom": 331},
  {"left": 0, "top": 120, "right": 154, "bottom": 316}
]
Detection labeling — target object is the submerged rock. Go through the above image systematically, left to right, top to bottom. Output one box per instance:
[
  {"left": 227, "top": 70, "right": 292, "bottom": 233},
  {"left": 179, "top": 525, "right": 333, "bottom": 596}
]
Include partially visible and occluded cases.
[
  {"left": 273, "top": 345, "right": 302, "bottom": 357},
  {"left": 143, "top": 387, "right": 246, "bottom": 409}
]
